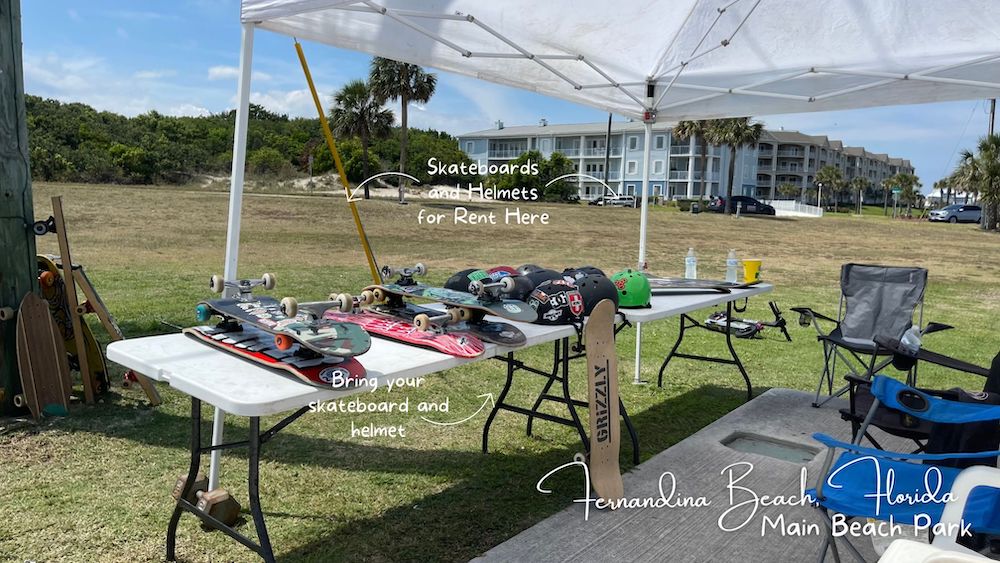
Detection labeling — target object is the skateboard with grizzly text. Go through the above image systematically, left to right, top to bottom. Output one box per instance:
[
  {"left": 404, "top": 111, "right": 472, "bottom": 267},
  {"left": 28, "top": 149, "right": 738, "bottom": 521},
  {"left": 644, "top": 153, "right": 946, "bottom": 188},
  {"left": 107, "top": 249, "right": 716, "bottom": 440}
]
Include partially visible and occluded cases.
[{"left": 583, "top": 299, "right": 623, "bottom": 502}]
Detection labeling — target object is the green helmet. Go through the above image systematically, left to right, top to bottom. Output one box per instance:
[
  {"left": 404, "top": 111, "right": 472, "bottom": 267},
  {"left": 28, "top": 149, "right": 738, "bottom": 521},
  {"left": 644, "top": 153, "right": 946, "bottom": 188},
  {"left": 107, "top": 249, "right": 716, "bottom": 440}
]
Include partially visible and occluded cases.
[{"left": 610, "top": 269, "right": 651, "bottom": 308}]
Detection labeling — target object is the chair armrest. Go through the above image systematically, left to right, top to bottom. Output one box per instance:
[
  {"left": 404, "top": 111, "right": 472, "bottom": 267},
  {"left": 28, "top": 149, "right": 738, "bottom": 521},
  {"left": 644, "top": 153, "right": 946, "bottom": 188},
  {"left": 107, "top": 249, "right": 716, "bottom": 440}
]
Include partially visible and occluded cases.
[
  {"left": 790, "top": 306, "right": 839, "bottom": 325},
  {"left": 921, "top": 321, "right": 954, "bottom": 336},
  {"left": 933, "top": 466, "right": 1000, "bottom": 554}
]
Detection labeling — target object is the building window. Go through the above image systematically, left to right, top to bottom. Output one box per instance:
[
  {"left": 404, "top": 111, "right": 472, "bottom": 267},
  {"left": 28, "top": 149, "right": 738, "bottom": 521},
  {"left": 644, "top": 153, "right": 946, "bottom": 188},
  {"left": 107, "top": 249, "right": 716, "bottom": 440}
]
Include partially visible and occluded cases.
[
  {"left": 655, "top": 135, "right": 665, "bottom": 150},
  {"left": 628, "top": 136, "right": 638, "bottom": 150},
  {"left": 541, "top": 139, "right": 551, "bottom": 152},
  {"left": 465, "top": 142, "right": 473, "bottom": 153},
  {"left": 653, "top": 160, "right": 664, "bottom": 174},
  {"left": 626, "top": 161, "right": 637, "bottom": 175},
  {"left": 653, "top": 183, "right": 663, "bottom": 196},
  {"left": 625, "top": 184, "right": 636, "bottom": 195}
]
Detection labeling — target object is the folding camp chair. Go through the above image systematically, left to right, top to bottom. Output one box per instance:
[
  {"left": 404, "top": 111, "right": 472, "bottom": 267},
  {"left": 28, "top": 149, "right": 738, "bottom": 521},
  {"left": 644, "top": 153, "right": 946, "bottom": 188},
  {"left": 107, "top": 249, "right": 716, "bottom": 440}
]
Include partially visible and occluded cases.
[
  {"left": 792, "top": 263, "right": 951, "bottom": 407},
  {"left": 840, "top": 338, "right": 1000, "bottom": 451},
  {"left": 810, "top": 376, "right": 1000, "bottom": 562}
]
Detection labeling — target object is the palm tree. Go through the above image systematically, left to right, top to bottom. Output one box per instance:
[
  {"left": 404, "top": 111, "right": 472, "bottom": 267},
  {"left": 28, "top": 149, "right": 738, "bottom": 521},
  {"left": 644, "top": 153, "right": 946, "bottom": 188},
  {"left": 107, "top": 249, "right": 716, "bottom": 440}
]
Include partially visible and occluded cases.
[
  {"left": 369, "top": 58, "right": 437, "bottom": 203},
  {"left": 330, "top": 79, "right": 394, "bottom": 199},
  {"left": 706, "top": 117, "right": 764, "bottom": 215},
  {"left": 673, "top": 120, "right": 711, "bottom": 198},
  {"left": 958, "top": 135, "right": 1000, "bottom": 230},
  {"left": 814, "top": 165, "right": 843, "bottom": 210},
  {"left": 893, "top": 172, "right": 922, "bottom": 217},
  {"left": 849, "top": 176, "right": 869, "bottom": 210},
  {"left": 880, "top": 176, "right": 896, "bottom": 216},
  {"left": 776, "top": 182, "right": 800, "bottom": 199}
]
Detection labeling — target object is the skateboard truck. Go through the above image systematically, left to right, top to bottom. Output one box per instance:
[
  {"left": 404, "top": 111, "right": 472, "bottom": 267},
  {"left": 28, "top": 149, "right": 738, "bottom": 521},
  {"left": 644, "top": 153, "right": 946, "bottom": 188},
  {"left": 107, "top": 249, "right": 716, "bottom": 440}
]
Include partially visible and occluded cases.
[
  {"left": 30, "top": 215, "right": 56, "bottom": 236},
  {"left": 380, "top": 263, "right": 426, "bottom": 286},
  {"left": 209, "top": 272, "right": 276, "bottom": 297},
  {"left": 468, "top": 276, "right": 515, "bottom": 300},
  {"left": 326, "top": 291, "right": 376, "bottom": 313},
  {"left": 0, "top": 307, "right": 13, "bottom": 322},
  {"left": 412, "top": 307, "right": 469, "bottom": 332},
  {"left": 195, "top": 488, "right": 242, "bottom": 527}
]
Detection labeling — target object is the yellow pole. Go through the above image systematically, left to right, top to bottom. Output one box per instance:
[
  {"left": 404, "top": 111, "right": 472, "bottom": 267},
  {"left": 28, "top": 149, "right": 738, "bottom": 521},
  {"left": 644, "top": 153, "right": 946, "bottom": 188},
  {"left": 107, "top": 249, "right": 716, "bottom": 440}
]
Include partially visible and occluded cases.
[{"left": 295, "top": 41, "right": 382, "bottom": 284}]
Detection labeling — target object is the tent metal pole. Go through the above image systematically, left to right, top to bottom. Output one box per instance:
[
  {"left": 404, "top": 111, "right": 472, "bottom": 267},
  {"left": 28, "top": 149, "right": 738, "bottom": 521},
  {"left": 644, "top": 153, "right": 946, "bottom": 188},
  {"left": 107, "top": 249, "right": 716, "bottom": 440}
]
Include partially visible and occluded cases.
[
  {"left": 210, "top": 21, "right": 255, "bottom": 491},
  {"left": 633, "top": 121, "right": 653, "bottom": 385}
]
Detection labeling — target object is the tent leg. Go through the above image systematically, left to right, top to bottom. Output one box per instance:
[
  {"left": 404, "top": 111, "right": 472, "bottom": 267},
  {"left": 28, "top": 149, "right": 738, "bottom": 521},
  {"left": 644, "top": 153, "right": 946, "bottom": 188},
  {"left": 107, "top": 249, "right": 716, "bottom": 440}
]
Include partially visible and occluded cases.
[
  {"left": 210, "top": 21, "right": 255, "bottom": 492},
  {"left": 632, "top": 120, "right": 653, "bottom": 384}
]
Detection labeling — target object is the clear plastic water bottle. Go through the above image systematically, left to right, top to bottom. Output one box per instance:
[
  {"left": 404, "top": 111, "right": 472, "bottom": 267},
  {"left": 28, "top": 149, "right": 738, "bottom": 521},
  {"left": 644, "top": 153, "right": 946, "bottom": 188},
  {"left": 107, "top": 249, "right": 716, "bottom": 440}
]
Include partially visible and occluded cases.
[
  {"left": 684, "top": 248, "right": 698, "bottom": 279},
  {"left": 725, "top": 249, "right": 739, "bottom": 283},
  {"left": 900, "top": 325, "right": 922, "bottom": 355}
]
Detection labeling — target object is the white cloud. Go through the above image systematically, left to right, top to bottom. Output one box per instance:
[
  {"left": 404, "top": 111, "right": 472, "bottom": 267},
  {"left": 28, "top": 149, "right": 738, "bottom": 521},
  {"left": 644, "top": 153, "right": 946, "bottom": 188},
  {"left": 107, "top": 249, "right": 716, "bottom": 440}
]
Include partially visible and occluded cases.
[
  {"left": 105, "top": 10, "right": 177, "bottom": 22},
  {"left": 208, "top": 66, "right": 272, "bottom": 82},
  {"left": 134, "top": 69, "right": 177, "bottom": 80},
  {"left": 248, "top": 89, "right": 317, "bottom": 117},
  {"left": 167, "top": 103, "right": 212, "bottom": 117}
]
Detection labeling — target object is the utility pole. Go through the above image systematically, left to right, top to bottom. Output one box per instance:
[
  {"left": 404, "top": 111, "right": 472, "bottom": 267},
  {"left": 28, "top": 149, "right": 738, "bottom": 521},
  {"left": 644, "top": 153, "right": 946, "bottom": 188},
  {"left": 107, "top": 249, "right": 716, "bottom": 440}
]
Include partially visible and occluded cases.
[
  {"left": 0, "top": 0, "right": 38, "bottom": 414},
  {"left": 989, "top": 99, "right": 995, "bottom": 136}
]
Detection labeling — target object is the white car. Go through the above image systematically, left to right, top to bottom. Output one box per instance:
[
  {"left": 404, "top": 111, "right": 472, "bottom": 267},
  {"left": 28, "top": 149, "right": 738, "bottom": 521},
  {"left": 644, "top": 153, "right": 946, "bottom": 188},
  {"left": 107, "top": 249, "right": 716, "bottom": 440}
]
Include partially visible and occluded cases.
[{"left": 928, "top": 204, "right": 981, "bottom": 223}]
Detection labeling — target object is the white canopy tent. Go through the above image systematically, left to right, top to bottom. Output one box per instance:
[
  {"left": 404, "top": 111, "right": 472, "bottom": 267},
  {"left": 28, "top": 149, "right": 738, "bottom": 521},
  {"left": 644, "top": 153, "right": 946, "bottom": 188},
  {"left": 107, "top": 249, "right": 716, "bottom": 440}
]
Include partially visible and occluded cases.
[{"left": 209, "top": 0, "right": 1000, "bottom": 487}]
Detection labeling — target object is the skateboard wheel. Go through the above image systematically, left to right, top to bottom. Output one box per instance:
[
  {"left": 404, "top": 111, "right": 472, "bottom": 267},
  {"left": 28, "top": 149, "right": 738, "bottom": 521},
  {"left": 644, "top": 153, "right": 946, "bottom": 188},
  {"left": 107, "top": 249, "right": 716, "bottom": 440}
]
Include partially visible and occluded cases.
[
  {"left": 32, "top": 221, "right": 50, "bottom": 236},
  {"left": 414, "top": 262, "right": 427, "bottom": 276},
  {"left": 380, "top": 266, "right": 395, "bottom": 281},
  {"left": 39, "top": 271, "right": 56, "bottom": 288},
  {"left": 261, "top": 273, "right": 276, "bottom": 290},
  {"left": 209, "top": 274, "right": 224, "bottom": 294},
  {"left": 499, "top": 276, "right": 515, "bottom": 293},
  {"left": 469, "top": 280, "right": 485, "bottom": 296},
  {"left": 372, "top": 288, "right": 387, "bottom": 303},
  {"left": 359, "top": 290, "right": 375, "bottom": 305},
  {"left": 335, "top": 293, "right": 352, "bottom": 312},
  {"left": 279, "top": 297, "right": 298, "bottom": 318},
  {"left": 195, "top": 304, "right": 212, "bottom": 323},
  {"left": 0, "top": 307, "right": 14, "bottom": 321},
  {"left": 457, "top": 307, "right": 472, "bottom": 321},
  {"left": 447, "top": 308, "right": 463, "bottom": 324},
  {"left": 413, "top": 313, "right": 432, "bottom": 331},
  {"left": 274, "top": 333, "right": 294, "bottom": 351},
  {"left": 13, "top": 394, "right": 24, "bottom": 408},
  {"left": 573, "top": 452, "right": 587, "bottom": 463}
]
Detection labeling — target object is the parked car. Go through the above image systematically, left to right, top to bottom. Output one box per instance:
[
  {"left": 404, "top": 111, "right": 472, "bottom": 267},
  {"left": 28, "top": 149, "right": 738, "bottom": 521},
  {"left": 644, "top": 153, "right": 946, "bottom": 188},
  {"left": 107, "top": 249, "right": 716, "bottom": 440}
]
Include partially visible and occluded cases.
[
  {"left": 590, "top": 194, "right": 636, "bottom": 207},
  {"left": 706, "top": 196, "right": 776, "bottom": 215},
  {"left": 928, "top": 204, "right": 981, "bottom": 223}
]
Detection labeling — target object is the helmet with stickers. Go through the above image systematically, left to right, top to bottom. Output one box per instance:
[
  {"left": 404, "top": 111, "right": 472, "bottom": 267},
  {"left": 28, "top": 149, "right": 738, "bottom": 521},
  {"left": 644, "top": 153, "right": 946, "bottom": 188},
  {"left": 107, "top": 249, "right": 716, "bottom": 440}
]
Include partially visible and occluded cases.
[
  {"left": 574, "top": 273, "right": 619, "bottom": 315},
  {"left": 527, "top": 279, "right": 585, "bottom": 325}
]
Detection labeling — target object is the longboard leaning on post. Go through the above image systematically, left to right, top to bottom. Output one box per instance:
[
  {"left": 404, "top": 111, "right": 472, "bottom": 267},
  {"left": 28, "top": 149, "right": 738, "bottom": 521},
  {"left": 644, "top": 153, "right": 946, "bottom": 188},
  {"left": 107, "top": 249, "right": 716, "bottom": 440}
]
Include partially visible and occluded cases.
[
  {"left": 14, "top": 293, "right": 72, "bottom": 419},
  {"left": 583, "top": 299, "right": 624, "bottom": 502}
]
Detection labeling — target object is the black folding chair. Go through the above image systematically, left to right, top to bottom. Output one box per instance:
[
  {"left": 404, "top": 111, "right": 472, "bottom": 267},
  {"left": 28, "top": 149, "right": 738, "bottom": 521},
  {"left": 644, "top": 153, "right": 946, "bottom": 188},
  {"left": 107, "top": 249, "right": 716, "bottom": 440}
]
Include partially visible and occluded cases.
[{"left": 792, "top": 263, "right": 951, "bottom": 407}]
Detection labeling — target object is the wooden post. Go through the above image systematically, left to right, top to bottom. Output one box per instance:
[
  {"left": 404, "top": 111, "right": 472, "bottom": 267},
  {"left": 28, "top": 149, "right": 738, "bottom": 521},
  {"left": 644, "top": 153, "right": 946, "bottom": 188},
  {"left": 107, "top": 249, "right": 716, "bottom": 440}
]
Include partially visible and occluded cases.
[{"left": 0, "top": 0, "right": 37, "bottom": 415}]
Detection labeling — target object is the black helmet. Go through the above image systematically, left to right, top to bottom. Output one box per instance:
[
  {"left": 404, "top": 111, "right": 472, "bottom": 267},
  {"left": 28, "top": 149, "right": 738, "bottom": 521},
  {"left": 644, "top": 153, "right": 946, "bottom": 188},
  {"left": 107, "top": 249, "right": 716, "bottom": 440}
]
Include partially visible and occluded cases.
[
  {"left": 517, "top": 263, "right": 546, "bottom": 276},
  {"left": 562, "top": 265, "right": 606, "bottom": 283},
  {"left": 445, "top": 268, "right": 486, "bottom": 292},
  {"left": 524, "top": 268, "right": 563, "bottom": 288},
  {"left": 574, "top": 273, "right": 618, "bottom": 315},
  {"left": 504, "top": 275, "right": 536, "bottom": 302},
  {"left": 528, "top": 280, "right": 585, "bottom": 325}
]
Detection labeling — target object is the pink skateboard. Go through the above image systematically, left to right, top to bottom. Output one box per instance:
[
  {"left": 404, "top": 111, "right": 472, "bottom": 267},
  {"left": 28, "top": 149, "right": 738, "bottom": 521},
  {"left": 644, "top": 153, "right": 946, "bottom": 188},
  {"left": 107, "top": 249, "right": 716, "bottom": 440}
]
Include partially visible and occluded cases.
[{"left": 319, "top": 309, "right": 486, "bottom": 358}]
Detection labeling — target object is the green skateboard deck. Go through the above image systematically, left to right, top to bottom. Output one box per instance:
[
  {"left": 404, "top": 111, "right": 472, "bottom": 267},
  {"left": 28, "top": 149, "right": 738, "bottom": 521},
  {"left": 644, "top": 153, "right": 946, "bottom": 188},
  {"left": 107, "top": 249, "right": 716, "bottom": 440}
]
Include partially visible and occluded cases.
[{"left": 366, "top": 283, "right": 537, "bottom": 323}]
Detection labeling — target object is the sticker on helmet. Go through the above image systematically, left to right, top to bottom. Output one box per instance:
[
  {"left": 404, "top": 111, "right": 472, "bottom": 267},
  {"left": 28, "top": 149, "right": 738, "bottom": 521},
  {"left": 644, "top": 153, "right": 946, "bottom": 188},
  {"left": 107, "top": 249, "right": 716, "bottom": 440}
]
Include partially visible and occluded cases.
[
  {"left": 468, "top": 270, "right": 490, "bottom": 281},
  {"left": 614, "top": 278, "right": 627, "bottom": 290},
  {"left": 530, "top": 289, "right": 549, "bottom": 303},
  {"left": 568, "top": 292, "right": 584, "bottom": 316},
  {"left": 543, "top": 309, "right": 562, "bottom": 322}
]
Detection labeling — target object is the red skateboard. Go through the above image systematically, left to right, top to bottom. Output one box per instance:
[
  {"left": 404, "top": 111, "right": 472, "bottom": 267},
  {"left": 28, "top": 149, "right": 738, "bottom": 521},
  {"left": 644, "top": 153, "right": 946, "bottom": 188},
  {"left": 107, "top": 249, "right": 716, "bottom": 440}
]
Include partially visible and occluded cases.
[{"left": 184, "top": 324, "right": 366, "bottom": 388}]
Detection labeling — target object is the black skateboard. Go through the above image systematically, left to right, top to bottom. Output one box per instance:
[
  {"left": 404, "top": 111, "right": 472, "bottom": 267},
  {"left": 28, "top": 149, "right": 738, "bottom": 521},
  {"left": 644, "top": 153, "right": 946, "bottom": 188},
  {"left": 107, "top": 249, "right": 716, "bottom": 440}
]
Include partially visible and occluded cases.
[{"left": 646, "top": 275, "right": 760, "bottom": 294}]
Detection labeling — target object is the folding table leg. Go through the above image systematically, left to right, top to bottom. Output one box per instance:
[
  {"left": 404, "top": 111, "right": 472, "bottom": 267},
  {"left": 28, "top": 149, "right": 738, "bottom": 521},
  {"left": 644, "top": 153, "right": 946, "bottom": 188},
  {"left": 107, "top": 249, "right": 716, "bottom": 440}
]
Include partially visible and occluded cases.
[
  {"left": 722, "top": 301, "right": 753, "bottom": 401},
  {"left": 657, "top": 317, "right": 687, "bottom": 387},
  {"left": 559, "top": 337, "right": 590, "bottom": 451},
  {"left": 526, "top": 339, "right": 561, "bottom": 437},
  {"left": 482, "top": 353, "right": 516, "bottom": 454},
  {"left": 167, "top": 398, "right": 203, "bottom": 561},
  {"left": 248, "top": 417, "right": 275, "bottom": 563}
]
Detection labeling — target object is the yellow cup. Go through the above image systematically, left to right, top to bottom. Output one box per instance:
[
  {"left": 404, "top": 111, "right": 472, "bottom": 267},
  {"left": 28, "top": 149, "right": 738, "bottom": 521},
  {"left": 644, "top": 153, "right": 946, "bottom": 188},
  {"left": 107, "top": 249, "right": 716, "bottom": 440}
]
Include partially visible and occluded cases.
[{"left": 742, "top": 259, "right": 762, "bottom": 283}]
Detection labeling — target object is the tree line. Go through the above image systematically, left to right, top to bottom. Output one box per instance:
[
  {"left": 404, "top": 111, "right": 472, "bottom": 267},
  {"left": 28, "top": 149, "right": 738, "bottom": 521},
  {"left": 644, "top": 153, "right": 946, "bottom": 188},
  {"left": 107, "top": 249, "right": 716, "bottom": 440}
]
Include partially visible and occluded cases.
[{"left": 941, "top": 134, "right": 1000, "bottom": 231}]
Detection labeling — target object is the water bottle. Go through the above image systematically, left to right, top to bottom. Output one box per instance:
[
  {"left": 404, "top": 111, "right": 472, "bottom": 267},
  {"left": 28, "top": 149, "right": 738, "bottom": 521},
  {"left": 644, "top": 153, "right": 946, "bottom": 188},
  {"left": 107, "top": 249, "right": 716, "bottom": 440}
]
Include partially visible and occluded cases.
[
  {"left": 684, "top": 248, "right": 698, "bottom": 279},
  {"left": 725, "top": 249, "right": 739, "bottom": 283},
  {"left": 900, "top": 326, "right": 922, "bottom": 355}
]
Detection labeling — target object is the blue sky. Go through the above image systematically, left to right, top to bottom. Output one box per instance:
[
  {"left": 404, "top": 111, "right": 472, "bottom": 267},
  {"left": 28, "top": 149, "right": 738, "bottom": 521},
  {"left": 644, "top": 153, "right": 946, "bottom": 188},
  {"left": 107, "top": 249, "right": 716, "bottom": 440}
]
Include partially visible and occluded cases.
[{"left": 21, "top": 1, "right": 995, "bottom": 188}]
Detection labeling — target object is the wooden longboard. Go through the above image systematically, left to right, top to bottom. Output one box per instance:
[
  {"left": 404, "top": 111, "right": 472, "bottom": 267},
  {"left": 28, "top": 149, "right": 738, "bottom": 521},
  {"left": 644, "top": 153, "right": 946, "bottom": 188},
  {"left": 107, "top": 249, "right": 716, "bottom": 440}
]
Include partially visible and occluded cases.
[
  {"left": 15, "top": 293, "right": 72, "bottom": 419},
  {"left": 585, "top": 299, "right": 623, "bottom": 502},
  {"left": 184, "top": 325, "right": 367, "bottom": 387}
]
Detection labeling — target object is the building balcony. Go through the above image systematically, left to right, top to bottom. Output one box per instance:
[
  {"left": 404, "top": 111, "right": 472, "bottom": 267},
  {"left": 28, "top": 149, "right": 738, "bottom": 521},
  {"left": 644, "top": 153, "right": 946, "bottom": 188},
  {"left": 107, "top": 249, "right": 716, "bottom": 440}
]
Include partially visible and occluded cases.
[
  {"left": 553, "top": 147, "right": 580, "bottom": 157},
  {"left": 581, "top": 147, "right": 623, "bottom": 157},
  {"left": 488, "top": 149, "right": 527, "bottom": 159},
  {"left": 758, "top": 149, "right": 774, "bottom": 157},
  {"left": 776, "top": 150, "right": 805, "bottom": 157},
  {"left": 775, "top": 167, "right": 804, "bottom": 173},
  {"left": 584, "top": 171, "right": 621, "bottom": 180},
  {"left": 668, "top": 171, "right": 717, "bottom": 181}
]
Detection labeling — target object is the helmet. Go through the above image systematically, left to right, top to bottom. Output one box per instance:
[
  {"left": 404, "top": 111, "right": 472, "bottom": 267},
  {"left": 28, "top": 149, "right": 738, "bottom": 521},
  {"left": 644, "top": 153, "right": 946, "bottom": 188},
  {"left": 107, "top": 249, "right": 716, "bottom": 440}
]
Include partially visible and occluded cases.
[
  {"left": 517, "top": 263, "right": 546, "bottom": 276},
  {"left": 562, "top": 265, "right": 606, "bottom": 283},
  {"left": 487, "top": 266, "right": 518, "bottom": 280},
  {"left": 445, "top": 268, "right": 490, "bottom": 292},
  {"left": 524, "top": 268, "right": 563, "bottom": 288},
  {"left": 610, "top": 269, "right": 651, "bottom": 308},
  {"left": 574, "top": 273, "right": 619, "bottom": 315},
  {"left": 504, "top": 275, "right": 536, "bottom": 302},
  {"left": 528, "top": 280, "right": 585, "bottom": 325}
]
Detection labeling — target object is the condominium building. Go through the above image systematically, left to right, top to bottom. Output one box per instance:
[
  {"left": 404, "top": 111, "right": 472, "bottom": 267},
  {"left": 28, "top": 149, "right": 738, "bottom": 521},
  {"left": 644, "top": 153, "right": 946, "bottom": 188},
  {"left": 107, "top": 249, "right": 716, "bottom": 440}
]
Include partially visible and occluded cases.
[{"left": 458, "top": 121, "right": 914, "bottom": 202}]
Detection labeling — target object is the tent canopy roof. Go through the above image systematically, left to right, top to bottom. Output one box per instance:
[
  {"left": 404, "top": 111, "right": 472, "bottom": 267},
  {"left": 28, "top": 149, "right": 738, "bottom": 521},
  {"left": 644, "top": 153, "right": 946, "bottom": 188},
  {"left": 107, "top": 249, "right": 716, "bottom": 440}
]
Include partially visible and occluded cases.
[{"left": 242, "top": 0, "right": 1000, "bottom": 121}]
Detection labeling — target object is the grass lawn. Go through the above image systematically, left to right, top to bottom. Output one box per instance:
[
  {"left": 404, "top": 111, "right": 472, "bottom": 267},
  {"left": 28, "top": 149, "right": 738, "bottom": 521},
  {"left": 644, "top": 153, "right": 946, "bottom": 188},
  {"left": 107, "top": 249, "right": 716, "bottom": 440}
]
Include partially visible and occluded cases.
[{"left": 3, "top": 181, "right": 1000, "bottom": 562}]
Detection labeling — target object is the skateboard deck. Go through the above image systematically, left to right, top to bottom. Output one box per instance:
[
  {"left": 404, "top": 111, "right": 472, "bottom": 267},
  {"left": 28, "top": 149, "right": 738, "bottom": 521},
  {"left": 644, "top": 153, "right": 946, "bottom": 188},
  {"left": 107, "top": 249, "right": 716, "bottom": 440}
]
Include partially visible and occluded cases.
[
  {"left": 37, "top": 254, "right": 110, "bottom": 396},
  {"left": 645, "top": 275, "right": 760, "bottom": 294},
  {"left": 366, "top": 283, "right": 537, "bottom": 323},
  {"left": 15, "top": 293, "right": 73, "bottom": 419},
  {"left": 197, "top": 297, "right": 371, "bottom": 358},
  {"left": 584, "top": 299, "right": 623, "bottom": 502},
  {"left": 370, "top": 302, "right": 526, "bottom": 346},
  {"left": 299, "top": 303, "right": 486, "bottom": 358},
  {"left": 184, "top": 325, "right": 366, "bottom": 388}
]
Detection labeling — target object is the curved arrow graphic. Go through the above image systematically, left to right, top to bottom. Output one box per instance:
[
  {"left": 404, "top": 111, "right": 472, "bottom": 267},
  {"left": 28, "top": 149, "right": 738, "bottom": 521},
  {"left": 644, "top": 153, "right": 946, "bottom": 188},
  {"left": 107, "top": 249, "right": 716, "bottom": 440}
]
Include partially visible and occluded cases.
[
  {"left": 350, "top": 172, "right": 422, "bottom": 202},
  {"left": 545, "top": 173, "right": 617, "bottom": 198},
  {"left": 420, "top": 393, "right": 495, "bottom": 426}
]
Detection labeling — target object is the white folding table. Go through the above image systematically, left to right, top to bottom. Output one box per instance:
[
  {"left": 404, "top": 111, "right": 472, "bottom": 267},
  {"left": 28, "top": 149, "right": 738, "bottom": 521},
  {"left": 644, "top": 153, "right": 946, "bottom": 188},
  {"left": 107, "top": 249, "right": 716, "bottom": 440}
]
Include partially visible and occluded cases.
[{"left": 106, "top": 284, "right": 772, "bottom": 562}]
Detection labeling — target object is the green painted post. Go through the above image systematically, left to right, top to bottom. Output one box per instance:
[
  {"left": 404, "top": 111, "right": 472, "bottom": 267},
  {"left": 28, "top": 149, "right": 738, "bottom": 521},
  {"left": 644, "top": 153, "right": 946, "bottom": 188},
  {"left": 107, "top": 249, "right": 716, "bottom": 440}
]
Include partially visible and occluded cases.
[{"left": 0, "top": 0, "right": 38, "bottom": 414}]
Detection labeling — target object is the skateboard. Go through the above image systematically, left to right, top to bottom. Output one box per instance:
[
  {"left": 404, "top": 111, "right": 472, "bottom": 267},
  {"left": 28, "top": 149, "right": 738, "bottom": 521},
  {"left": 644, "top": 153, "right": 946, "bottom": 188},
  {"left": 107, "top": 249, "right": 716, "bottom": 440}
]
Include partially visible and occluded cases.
[
  {"left": 37, "top": 254, "right": 110, "bottom": 396},
  {"left": 645, "top": 275, "right": 760, "bottom": 294},
  {"left": 365, "top": 283, "right": 537, "bottom": 325},
  {"left": 15, "top": 293, "right": 73, "bottom": 419},
  {"left": 195, "top": 295, "right": 371, "bottom": 358},
  {"left": 583, "top": 299, "right": 624, "bottom": 502},
  {"left": 298, "top": 300, "right": 486, "bottom": 358},
  {"left": 369, "top": 301, "right": 526, "bottom": 346},
  {"left": 184, "top": 324, "right": 366, "bottom": 388}
]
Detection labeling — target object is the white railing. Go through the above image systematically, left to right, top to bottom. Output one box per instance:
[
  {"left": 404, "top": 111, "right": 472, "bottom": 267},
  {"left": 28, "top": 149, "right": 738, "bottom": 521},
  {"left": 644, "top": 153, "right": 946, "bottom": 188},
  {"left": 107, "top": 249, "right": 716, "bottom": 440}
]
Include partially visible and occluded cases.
[
  {"left": 554, "top": 147, "right": 580, "bottom": 156},
  {"left": 581, "top": 147, "right": 623, "bottom": 157},
  {"left": 488, "top": 149, "right": 527, "bottom": 159},
  {"left": 762, "top": 199, "right": 824, "bottom": 218}
]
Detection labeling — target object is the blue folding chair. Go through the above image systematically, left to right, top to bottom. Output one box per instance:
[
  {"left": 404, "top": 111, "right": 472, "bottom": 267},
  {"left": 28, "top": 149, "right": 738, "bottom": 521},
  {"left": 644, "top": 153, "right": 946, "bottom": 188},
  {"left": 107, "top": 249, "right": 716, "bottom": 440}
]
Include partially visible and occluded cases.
[{"left": 810, "top": 376, "right": 1000, "bottom": 562}]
